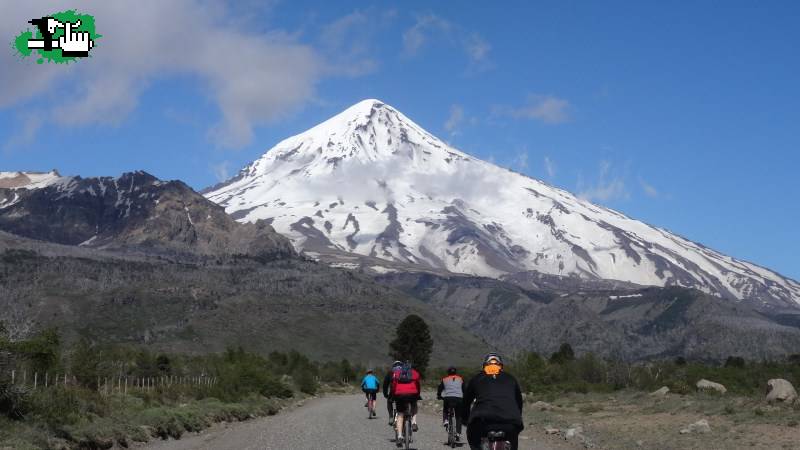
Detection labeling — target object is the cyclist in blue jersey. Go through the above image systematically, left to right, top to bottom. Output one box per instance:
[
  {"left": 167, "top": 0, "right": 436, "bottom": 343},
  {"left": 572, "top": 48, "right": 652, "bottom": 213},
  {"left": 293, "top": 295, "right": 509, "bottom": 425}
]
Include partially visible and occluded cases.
[{"left": 361, "top": 369, "right": 381, "bottom": 418}]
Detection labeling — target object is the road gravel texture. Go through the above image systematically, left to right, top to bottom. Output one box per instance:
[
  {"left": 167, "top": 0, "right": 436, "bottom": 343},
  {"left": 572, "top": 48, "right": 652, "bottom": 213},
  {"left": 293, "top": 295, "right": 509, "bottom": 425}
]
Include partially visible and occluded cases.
[{"left": 145, "top": 394, "right": 553, "bottom": 450}]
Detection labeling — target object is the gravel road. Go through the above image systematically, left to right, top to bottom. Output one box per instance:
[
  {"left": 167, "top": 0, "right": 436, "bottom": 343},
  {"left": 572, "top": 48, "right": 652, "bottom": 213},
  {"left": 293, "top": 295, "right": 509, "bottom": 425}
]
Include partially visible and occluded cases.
[{"left": 145, "top": 394, "right": 553, "bottom": 450}]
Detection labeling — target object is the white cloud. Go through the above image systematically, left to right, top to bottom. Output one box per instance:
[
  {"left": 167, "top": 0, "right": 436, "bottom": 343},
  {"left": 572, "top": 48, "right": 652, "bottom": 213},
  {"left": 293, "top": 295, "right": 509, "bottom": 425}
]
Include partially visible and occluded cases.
[
  {"left": 0, "top": 1, "right": 376, "bottom": 149},
  {"left": 402, "top": 14, "right": 490, "bottom": 67},
  {"left": 503, "top": 94, "right": 571, "bottom": 124},
  {"left": 444, "top": 104, "right": 464, "bottom": 135},
  {"left": 543, "top": 156, "right": 556, "bottom": 178},
  {"left": 210, "top": 161, "right": 230, "bottom": 182},
  {"left": 577, "top": 161, "right": 629, "bottom": 203},
  {"left": 639, "top": 176, "right": 660, "bottom": 198}
]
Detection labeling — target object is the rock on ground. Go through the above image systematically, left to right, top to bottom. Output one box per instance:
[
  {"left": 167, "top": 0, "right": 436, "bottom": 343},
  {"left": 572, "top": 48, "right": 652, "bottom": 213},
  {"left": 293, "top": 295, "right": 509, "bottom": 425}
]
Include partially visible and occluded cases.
[
  {"left": 696, "top": 379, "right": 727, "bottom": 394},
  {"left": 766, "top": 379, "right": 798, "bottom": 404},
  {"left": 649, "top": 386, "right": 670, "bottom": 396},
  {"left": 532, "top": 400, "right": 555, "bottom": 410},
  {"left": 680, "top": 419, "right": 712, "bottom": 434}
]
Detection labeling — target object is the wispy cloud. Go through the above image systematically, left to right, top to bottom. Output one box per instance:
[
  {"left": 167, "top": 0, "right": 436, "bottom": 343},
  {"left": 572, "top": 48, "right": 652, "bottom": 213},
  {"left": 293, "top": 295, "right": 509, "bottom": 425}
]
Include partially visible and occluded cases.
[
  {"left": 0, "top": 2, "right": 377, "bottom": 149},
  {"left": 320, "top": 9, "right": 395, "bottom": 77},
  {"left": 402, "top": 14, "right": 491, "bottom": 69},
  {"left": 464, "top": 33, "right": 491, "bottom": 65},
  {"left": 502, "top": 94, "right": 571, "bottom": 124},
  {"left": 444, "top": 104, "right": 465, "bottom": 136},
  {"left": 3, "top": 113, "right": 43, "bottom": 153},
  {"left": 512, "top": 150, "right": 529, "bottom": 172},
  {"left": 543, "top": 156, "right": 556, "bottom": 178},
  {"left": 210, "top": 161, "right": 231, "bottom": 182},
  {"left": 578, "top": 161, "right": 629, "bottom": 203},
  {"left": 639, "top": 176, "right": 660, "bottom": 198}
]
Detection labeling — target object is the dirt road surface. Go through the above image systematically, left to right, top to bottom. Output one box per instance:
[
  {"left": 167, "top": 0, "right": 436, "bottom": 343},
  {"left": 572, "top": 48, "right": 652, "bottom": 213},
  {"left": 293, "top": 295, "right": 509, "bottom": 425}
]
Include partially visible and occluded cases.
[{"left": 145, "top": 394, "right": 555, "bottom": 450}]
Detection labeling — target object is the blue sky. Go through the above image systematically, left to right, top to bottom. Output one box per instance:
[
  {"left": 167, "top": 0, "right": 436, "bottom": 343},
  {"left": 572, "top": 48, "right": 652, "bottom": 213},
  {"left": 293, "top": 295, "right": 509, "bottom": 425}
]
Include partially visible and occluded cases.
[{"left": 1, "top": 1, "right": 798, "bottom": 280}]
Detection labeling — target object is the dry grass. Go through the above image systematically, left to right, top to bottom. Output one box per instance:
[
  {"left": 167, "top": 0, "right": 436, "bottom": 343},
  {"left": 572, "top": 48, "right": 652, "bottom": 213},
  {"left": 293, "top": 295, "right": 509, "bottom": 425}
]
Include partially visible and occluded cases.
[{"left": 520, "top": 390, "right": 800, "bottom": 449}]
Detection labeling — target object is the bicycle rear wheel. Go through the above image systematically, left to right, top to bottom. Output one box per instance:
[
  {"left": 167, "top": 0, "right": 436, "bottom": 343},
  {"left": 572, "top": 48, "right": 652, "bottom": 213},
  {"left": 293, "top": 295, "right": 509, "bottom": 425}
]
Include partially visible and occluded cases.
[
  {"left": 447, "top": 409, "right": 456, "bottom": 447},
  {"left": 404, "top": 416, "right": 412, "bottom": 450}
]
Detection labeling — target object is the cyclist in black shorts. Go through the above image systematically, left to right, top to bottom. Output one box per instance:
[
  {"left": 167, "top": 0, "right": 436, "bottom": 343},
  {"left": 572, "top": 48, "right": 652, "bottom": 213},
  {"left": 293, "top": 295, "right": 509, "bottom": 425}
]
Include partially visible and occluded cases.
[{"left": 361, "top": 369, "right": 380, "bottom": 418}]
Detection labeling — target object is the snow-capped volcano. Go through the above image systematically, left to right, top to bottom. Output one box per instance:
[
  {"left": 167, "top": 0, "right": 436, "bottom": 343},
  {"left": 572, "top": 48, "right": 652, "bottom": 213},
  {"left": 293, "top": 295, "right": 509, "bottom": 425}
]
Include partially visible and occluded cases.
[{"left": 205, "top": 99, "right": 800, "bottom": 307}]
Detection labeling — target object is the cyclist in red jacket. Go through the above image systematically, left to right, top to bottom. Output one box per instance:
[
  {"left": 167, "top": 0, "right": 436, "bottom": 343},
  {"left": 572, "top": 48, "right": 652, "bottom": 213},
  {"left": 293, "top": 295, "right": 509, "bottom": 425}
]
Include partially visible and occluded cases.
[{"left": 389, "top": 361, "right": 421, "bottom": 446}]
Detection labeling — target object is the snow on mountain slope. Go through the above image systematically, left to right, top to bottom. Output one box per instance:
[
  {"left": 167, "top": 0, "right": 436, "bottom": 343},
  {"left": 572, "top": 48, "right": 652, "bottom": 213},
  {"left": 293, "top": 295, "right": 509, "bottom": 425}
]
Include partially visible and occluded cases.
[
  {"left": 205, "top": 99, "right": 800, "bottom": 307},
  {"left": 0, "top": 170, "right": 64, "bottom": 190}
]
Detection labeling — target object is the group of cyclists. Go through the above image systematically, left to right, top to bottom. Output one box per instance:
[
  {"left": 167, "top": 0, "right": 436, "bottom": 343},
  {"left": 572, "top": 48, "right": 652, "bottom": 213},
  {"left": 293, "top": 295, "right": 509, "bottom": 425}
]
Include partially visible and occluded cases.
[{"left": 360, "top": 352, "right": 523, "bottom": 450}]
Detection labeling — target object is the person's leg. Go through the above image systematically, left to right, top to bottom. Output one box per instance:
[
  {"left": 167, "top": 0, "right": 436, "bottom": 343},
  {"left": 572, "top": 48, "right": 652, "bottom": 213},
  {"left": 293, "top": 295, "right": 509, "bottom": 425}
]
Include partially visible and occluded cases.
[
  {"left": 387, "top": 398, "right": 394, "bottom": 423},
  {"left": 442, "top": 398, "right": 449, "bottom": 424},
  {"left": 453, "top": 398, "right": 464, "bottom": 435},
  {"left": 395, "top": 399, "right": 407, "bottom": 440},
  {"left": 410, "top": 400, "right": 418, "bottom": 428},
  {"left": 466, "top": 421, "right": 483, "bottom": 450},
  {"left": 503, "top": 424, "right": 520, "bottom": 450}
]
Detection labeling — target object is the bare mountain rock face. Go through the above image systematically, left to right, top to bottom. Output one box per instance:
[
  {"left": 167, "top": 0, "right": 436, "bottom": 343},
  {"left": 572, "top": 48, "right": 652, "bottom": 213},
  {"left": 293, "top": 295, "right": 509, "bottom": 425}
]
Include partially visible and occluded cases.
[
  {"left": 205, "top": 99, "right": 800, "bottom": 309},
  {"left": 0, "top": 170, "right": 294, "bottom": 261},
  {"left": 0, "top": 171, "right": 486, "bottom": 362},
  {"left": 376, "top": 271, "right": 800, "bottom": 361}
]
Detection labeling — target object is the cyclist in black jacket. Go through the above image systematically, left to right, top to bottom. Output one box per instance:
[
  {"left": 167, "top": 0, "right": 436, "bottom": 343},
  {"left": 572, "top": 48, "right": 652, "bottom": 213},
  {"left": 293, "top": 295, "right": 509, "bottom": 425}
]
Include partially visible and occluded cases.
[
  {"left": 462, "top": 353, "right": 523, "bottom": 450},
  {"left": 382, "top": 360, "right": 403, "bottom": 425}
]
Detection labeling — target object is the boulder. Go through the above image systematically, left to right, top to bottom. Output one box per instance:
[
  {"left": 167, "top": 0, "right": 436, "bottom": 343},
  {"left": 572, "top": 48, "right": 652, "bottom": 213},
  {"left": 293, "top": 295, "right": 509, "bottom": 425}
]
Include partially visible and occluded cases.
[
  {"left": 696, "top": 379, "right": 727, "bottom": 394},
  {"left": 766, "top": 379, "right": 798, "bottom": 404},
  {"left": 650, "top": 386, "right": 670, "bottom": 396},
  {"left": 531, "top": 400, "right": 555, "bottom": 411},
  {"left": 679, "top": 419, "right": 711, "bottom": 434},
  {"left": 564, "top": 425, "right": 584, "bottom": 440},
  {"left": 544, "top": 427, "right": 560, "bottom": 435}
]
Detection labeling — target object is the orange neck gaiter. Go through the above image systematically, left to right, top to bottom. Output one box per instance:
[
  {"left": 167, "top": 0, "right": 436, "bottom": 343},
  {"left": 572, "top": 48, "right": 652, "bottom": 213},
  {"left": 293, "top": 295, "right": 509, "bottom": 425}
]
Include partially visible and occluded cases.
[{"left": 483, "top": 364, "right": 502, "bottom": 376}]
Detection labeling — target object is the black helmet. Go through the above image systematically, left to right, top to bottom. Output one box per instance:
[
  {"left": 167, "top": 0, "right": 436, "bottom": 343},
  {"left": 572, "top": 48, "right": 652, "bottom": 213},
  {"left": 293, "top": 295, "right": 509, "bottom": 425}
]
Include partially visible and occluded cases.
[
  {"left": 483, "top": 352, "right": 503, "bottom": 366},
  {"left": 447, "top": 366, "right": 457, "bottom": 375}
]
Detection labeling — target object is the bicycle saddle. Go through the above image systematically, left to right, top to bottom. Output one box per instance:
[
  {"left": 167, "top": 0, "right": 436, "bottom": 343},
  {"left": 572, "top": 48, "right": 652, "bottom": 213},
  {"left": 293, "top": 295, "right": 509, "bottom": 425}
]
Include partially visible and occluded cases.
[{"left": 487, "top": 431, "right": 506, "bottom": 441}]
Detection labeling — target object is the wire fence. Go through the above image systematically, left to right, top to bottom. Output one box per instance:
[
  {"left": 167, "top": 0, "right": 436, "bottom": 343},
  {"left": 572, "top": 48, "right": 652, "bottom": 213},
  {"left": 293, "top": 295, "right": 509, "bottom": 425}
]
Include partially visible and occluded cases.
[{"left": 1, "top": 369, "right": 217, "bottom": 395}]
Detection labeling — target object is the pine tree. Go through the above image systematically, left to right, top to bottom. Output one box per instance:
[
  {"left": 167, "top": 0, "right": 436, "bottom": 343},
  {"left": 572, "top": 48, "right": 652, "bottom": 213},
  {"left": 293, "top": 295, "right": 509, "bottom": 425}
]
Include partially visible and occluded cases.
[{"left": 389, "top": 314, "right": 433, "bottom": 375}]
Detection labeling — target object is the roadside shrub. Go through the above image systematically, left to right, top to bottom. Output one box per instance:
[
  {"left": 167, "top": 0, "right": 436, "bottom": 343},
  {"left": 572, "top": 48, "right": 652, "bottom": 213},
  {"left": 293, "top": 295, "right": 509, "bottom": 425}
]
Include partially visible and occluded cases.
[
  {"left": 294, "top": 371, "right": 318, "bottom": 395},
  {"left": 0, "top": 382, "right": 29, "bottom": 420},
  {"left": 28, "top": 386, "right": 109, "bottom": 426}
]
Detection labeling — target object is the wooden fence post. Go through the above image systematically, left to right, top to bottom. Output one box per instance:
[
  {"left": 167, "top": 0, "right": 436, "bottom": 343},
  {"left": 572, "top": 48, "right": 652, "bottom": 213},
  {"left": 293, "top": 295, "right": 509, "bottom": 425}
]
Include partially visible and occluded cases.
[
  {"left": 11, "top": 370, "right": 15, "bottom": 385},
  {"left": 34, "top": 372, "right": 38, "bottom": 390},
  {"left": 45, "top": 373, "right": 48, "bottom": 388}
]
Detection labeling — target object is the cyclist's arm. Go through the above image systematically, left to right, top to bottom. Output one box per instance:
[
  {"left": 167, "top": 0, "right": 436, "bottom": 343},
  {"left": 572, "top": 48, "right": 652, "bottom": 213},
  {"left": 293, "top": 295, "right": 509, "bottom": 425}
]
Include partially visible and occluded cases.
[
  {"left": 382, "top": 373, "right": 391, "bottom": 398},
  {"left": 462, "top": 377, "right": 475, "bottom": 423},
  {"left": 436, "top": 380, "right": 444, "bottom": 399}
]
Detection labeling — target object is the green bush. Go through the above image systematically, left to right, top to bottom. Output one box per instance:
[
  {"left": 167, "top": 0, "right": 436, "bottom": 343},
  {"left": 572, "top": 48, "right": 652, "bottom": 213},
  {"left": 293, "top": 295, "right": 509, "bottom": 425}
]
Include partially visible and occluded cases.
[{"left": 0, "top": 383, "right": 29, "bottom": 420}]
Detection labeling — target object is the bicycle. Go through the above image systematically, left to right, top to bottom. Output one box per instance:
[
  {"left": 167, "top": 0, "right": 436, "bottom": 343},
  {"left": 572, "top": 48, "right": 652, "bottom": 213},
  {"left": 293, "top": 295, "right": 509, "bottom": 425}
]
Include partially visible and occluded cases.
[
  {"left": 365, "top": 390, "right": 377, "bottom": 419},
  {"left": 395, "top": 401, "right": 413, "bottom": 449},
  {"left": 445, "top": 405, "right": 457, "bottom": 447},
  {"left": 480, "top": 430, "right": 511, "bottom": 450}
]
